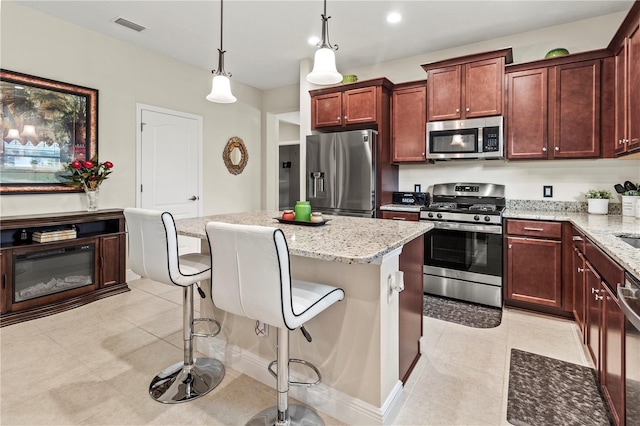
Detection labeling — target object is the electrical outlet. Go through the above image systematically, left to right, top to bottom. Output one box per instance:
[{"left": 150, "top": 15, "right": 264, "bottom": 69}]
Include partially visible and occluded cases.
[{"left": 543, "top": 186, "right": 553, "bottom": 198}]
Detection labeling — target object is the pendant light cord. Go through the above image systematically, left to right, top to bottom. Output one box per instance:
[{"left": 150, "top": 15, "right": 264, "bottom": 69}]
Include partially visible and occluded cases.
[
  {"left": 213, "top": 0, "right": 231, "bottom": 77},
  {"left": 319, "top": 0, "right": 338, "bottom": 51}
]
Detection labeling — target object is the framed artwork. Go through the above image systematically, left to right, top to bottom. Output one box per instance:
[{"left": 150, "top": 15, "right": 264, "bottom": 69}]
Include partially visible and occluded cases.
[{"left": 0, "top": 69, "right": 98, "bottom": 194}]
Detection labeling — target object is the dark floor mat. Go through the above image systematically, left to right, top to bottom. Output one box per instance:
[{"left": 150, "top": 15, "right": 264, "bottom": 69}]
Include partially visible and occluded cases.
[
  {"left": 422, "top": 294, "right": 502, "bottom": 328},
  {"left": 507, "top": 349, "right": 613, "bottom": 426}
]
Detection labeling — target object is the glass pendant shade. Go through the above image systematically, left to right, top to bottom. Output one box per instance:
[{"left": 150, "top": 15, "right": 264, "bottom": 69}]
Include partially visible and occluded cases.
[
  {"left": 307, "top": 47, "right": 342, "bottom": 85},
  {"left": 206, "top": 74, "right": 236, "bottom": 104}
]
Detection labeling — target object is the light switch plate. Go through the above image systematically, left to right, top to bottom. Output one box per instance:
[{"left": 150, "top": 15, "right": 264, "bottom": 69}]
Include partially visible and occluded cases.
[{"left": 543, "top": 186, "right": 553, "bottom": 198}]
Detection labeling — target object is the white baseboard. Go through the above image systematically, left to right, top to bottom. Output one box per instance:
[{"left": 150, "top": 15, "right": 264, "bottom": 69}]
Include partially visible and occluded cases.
[
  {"left": 126, "top": 269, "right": 140, "bottom": 282},
  {"left": 200, "top": 337, "right": 404, "bottom": 425}
]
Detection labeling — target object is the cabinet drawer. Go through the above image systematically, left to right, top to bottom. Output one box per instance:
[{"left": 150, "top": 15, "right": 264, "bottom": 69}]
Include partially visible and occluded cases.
[
  {"left": 380, "top": 211, "right": 420, "bottom": 221},
  {"left": 506, "top": 219, "right": 562, "bottom": 239},
  {"left": 585, "top": 238, "right": 625, "bottom": 289}
]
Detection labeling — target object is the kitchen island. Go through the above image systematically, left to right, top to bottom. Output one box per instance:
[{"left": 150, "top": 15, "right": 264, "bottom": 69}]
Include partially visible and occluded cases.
[{"left": 175, "top": 211, "right": 432, "bottom": 425}]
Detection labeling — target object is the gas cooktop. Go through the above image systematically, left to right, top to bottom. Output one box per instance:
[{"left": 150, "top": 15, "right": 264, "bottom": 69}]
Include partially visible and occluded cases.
[{"left": 420, "top": 183, "right": 506, "bottom": 225}]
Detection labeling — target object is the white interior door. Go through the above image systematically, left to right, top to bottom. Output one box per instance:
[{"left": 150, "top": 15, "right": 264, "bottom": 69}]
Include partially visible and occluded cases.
[{"left": 137, "top": 104, "right": 202, "bottom": 254}]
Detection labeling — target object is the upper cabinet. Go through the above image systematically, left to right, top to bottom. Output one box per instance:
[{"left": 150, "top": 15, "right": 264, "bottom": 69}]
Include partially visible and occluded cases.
[
  {"left": 610, "top": 2, "right": 640, "bottom": 157},
  {"left": 421, "top": 48, "right": 513, "bottom": 121},
  {"left": 505, "top": 51, "right": 610, "bottom": 160},
  {"left": 310, "top": 78, "right": 394, "bottom": 130},
  {"left": 391, "top": 80, "right": 428, "bottom": 162}
]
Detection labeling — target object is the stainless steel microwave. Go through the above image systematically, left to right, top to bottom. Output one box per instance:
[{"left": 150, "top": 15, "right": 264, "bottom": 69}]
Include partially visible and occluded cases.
[{"left": 426, "top": 116, "right": 504, "bottom": 160}]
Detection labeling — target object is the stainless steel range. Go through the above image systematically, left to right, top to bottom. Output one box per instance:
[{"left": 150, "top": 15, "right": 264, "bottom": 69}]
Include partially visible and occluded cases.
[{"left": 420, "top": 183, "right": 505, "bottom": 308}]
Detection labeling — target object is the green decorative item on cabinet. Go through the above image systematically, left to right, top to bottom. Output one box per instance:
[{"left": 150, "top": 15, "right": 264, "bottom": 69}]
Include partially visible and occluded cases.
[
  {"left": 545, "top": 48, "right": 570, "bottom": 58},
  {"left": 342, "top": 74, "right": 358, "bottom": 84},
  {"left": 294, "top": 201, "right": 311, "bottom": 222}
]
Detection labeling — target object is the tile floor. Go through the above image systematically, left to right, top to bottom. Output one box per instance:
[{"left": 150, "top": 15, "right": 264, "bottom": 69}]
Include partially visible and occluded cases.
[{"left": 0, "top": 278, "right": 590, "bottom": 425}]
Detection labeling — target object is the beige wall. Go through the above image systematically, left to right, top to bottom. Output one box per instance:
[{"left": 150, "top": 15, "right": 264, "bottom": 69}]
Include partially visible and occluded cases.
[
  {"left": 1, "top": 2, "right": 265, "bottom": 217},
  {"left": 338, "top": 11, "right": 640, "bottom": 201}
]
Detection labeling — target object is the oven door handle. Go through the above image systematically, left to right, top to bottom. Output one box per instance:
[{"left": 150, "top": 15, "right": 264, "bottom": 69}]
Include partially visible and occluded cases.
[
  {"left": 429, "top": 221, "right": 503, "bottom": 234},
  {"left": 618, "top": 282, "right": 640, "bottom": 331}
]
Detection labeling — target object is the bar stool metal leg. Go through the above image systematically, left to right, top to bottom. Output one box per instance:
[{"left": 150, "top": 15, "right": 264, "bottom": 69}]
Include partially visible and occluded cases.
[
  {"left": 149, "top": 285, "right": 225, "bottom": 403},
  {"left": 246, "top": 327, "right": 324, "bottom": 426}
]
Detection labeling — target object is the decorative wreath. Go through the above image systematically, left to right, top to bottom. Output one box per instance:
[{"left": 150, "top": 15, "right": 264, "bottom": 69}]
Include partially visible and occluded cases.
[{"left": 222, "top": 136, "right": 248, "bottom": 175}]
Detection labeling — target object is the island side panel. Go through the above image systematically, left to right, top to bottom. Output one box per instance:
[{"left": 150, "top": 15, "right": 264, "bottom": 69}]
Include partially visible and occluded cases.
[{"left": 197, "top": 240, "right": 401, "bottom": 409}]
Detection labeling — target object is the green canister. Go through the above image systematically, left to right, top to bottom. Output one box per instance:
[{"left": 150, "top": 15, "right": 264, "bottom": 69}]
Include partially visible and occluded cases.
[{"left": 294, "top": 201, "right": 311, "bottom": 222}]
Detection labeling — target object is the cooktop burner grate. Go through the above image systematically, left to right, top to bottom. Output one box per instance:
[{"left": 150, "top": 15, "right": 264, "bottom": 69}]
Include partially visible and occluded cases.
[{"left": 469, "top": 204, "right": 498, "bottom": 212}]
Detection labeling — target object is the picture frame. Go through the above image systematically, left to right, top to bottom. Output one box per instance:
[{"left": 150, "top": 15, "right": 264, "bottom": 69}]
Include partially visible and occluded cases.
[{"left": 0, "top": 69, "right": 98, "bottom": 194}]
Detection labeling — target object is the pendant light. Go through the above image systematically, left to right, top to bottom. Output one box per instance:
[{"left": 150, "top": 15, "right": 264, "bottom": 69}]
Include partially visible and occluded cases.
[
  {"left": 206, "top": 0, "right": 236, "bottom": 103},
  {"left": 307, "top": 0, "right": 342, "bottom": 85}
]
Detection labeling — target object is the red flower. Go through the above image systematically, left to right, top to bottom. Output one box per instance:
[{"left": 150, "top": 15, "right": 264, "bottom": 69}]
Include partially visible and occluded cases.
[
  {"left": 71, "top": 161, "right": 82, "bottom": 169},
  {"left": 83, "top": 161, "right": 94, "bottom": 168},
  {"left": 104, "top": 161, "right": 113, "bottom": 169}
]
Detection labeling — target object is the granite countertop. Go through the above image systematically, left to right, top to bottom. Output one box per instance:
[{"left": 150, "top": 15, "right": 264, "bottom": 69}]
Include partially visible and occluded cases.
[
  {"left": 504, "top": 209, "right": 640, "bottom": 281},
  {"left": 175, "top": 210, "right": 432, "bottom": 265}
]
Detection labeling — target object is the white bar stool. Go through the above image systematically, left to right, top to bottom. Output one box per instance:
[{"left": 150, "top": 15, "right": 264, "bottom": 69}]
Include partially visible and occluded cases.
[
  {"left": 124, "top": 208, "right": 225, "bottom": 403},
  {"left": 206, "top": 221, "right": 345, "bottom": 426}
]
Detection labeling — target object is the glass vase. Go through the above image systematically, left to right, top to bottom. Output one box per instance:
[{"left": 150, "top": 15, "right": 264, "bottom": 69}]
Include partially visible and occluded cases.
[{"left": 84, "top": 186, "right": 99, "bottom": 211}]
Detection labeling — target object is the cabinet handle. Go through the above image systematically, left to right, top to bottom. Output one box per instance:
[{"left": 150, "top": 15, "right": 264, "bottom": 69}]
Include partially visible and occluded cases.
[
  {"left": 466, "top": 107, "right": 470, "bottom": 112},
  {"left": 456, "top": 108, "right": 460, "bottom": 113},
  {"left": 337, "top": 116, "right": 341, "bottom": 121},
  {"left": 344, "top": 116, "right": 348, "bottom": 120},
  {"left": 619, "top": 139, "right": 624, "bottom": 145},
  {"left": 555, "top": 146, "right": 559, "bottom": 151},
  {"left": 542, "top": 147, "right": 547, "bottom": 152},
  {"left": 391, "top": 217, "right": 407, "bottom": 221},
  {"left": 523, "top": 227, "right": 544, "bottom": 231},
  {"left": 572, "top": 236, "right": 583, "bottom": 241},
  {"left": 508, "top": 244, "right": 512, "bottom": 249},
  {"left": 577, "top": 267, "right": 584, "bottom": 273},
  {"left": 591, "top": 287, "right": 600, "bottom": 294},
  {"left": 595, "top": 294, "right": 604, "bottom": 301}
]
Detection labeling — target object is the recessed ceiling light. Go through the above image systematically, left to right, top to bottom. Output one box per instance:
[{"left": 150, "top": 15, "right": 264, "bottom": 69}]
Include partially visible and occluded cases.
[
  {"left": 387, "top": 12, "right": 402, "bottom": 24},
  {"left": 308, "top": 36, "right": 320, "bottom": 46}
]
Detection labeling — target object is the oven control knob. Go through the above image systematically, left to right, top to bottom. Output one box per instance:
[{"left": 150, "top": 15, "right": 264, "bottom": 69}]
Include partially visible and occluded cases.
[
  {"left": 428, "top": 212, "right": 434, "bottom": 218},
  {"left": 436, "top": 213, "right": 443, "bottom": 219},
  {"left": 474, "top": 215, "right": 480, "bottom": 221},
  {"left": 484, "top": 216, "right": 491, "bottom": 222}
]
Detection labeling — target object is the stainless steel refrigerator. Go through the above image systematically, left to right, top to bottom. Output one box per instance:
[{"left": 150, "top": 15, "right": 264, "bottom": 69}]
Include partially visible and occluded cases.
[{"left": 306, "top": 129, "right": 377, "bottom": 218}]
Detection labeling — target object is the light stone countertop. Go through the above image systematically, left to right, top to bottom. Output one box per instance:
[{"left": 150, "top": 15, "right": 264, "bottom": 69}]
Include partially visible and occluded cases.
[
  {"left": 380, "top": 204, "right": 424, "bottom": 213},
  {"left": 504, "top": 209, "right": 640, "bottom": 281},
  {"left": 175, "top": 210, "right": 432, "bottom": 265}
]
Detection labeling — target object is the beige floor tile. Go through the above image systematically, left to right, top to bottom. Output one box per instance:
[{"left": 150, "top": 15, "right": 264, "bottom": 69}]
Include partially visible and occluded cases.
[{"left": 0, "top": 278, "right": 592, "bottom": 426}]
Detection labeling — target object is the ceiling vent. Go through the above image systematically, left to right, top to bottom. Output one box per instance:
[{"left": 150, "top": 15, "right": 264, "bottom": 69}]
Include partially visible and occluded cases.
[{"left": 113, "top": 17, "right": 146, "bottom": 32}]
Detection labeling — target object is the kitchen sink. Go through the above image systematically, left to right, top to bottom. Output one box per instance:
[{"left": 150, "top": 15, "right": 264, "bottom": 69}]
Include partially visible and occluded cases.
[{"left": 616, "top": 233, "right": 640, "bottom": 249}]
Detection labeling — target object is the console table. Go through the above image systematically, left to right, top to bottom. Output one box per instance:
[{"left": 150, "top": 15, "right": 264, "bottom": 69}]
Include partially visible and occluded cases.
[{"left": 0, "top": 209, "right": 129, "bottom": 327}]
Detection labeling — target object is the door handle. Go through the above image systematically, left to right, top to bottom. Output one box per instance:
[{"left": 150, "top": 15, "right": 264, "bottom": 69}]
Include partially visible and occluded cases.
[
  {"left": 189, "top": 195, "right": 199, "bottom": 201},
  {"left": 523, "top": 227, "right": 544, "bottom": 231}
]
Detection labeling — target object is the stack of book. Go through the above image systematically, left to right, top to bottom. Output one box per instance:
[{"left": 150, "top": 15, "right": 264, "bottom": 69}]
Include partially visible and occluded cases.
[{"left": 32, "top": 229, "right": 77, "bottom": 243}]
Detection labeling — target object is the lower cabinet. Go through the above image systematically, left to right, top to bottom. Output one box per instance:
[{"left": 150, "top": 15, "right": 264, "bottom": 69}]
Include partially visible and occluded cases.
[{"left": 504, "top": 219, "right": 563, "bottom": 308}]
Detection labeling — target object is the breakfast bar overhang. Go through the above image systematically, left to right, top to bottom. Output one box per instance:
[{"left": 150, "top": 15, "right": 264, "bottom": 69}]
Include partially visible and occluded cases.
[{"left": 175, "top": 211, "right": 432, "bottom": 425}]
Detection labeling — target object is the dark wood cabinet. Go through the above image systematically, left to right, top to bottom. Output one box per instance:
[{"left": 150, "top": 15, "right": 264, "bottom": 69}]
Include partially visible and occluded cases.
[
  {"left": 611, "top": 4, "right": 640, "bottom": 157},
  {"left": 422, "top": 49, "right": 512, "bottom": 121},
  {"left": 506, "top": 53, "right": 606, "bottom": 160},
  {"left": 551, "top": 60, "right": 601, "bottom": 158},
  {"left": 506, "top": 68, "right": 548, "bottom": 159},
  {"left": 310, "top": 78, "right": 393, "bottom": 130},
  {"left": 391, "top": 80, "right": 427, "bottom": 162},
  {"left": 0, "top": 210, "right": 129, "bottom": 327},
  {"left": 380, "top": 210, "right": 420, "bottom": 221},
  {"left": 505, "top": 219, "right": 563, "bottom": 308},
  {"left": 398, "top": 235, "right": 424, "bottom": 383},
  {"left": 582, "top": 237, "right": 626, "bottom": 425},
  {"left": 573, "top": 247, "right": 587, "bottom": 335},
  {"left": 586, "top": 262, "right": 604, "bottom": 374},
  {"left": 602, "top": 283, "right": 625, "bottom": 426}
]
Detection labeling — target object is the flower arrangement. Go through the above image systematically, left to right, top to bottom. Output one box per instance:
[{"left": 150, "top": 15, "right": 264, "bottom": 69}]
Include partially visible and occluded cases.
[
  {"left": 62, "top": 155, "right": 114, "bottom": 190},
  {"left": 585, "top": 189, "right": 612, "bottom": 199}
]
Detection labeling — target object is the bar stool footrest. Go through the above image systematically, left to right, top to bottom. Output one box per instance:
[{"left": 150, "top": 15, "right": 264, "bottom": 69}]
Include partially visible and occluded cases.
[
  {"left": 192, "top": 317, "right": 221, "bottom": 338},
  {"left": 268, "top": 358, "right": 322, "bottom": 387}
]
